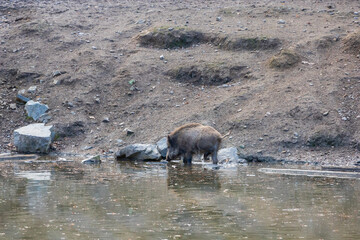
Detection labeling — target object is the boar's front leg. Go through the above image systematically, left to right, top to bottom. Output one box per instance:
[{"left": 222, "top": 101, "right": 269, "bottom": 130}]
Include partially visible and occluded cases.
[{"left": 183, "top": 152, "right": 193, "bottom": 165}]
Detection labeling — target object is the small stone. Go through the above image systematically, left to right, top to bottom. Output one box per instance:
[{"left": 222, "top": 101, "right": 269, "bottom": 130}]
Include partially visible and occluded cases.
[
  {"left": 354, "top": 12, "right": 359, "bottom": 15},
  {"left": 216, "top": 17, "right": 222, "bottom": 21},
  {"left": 136, "top": 19, "right": 146, "bottom": 24},
  {"left": 278, "top": 19, "right": 286, "bottom": 24},
  {"left": 168, "top": 27, "right": 174, "bottom": 31},
  {"left": 92, "top": 46, "right": 97, "bottom": 50},
  {"left": 160, "top": 55, "right": 164, "bottom": 60},
  {"left": 52, "top": 70, "right": 63, "bottom": 77},
  {"left": 53, "top": 79, "right": 62, "bottom": 85},
  {"left": 27, "top": 86, "right": 37, "bottom": 93},
  {"left": 18, "top": 89, "right": 26, "bottom": 95},
  {"left": 16, "top": 94, "right": 30, "bottom": 103},
  {"left": 95, "top": 98, "right": 100, "bottom": 104},
  {"left": 65, "top": 102, "right": 74, "bottom": 108},
  {"left": 9, "top": 103, "right": 17, "bottom": 110},
  {"left": 323, "top": 111, "right": 329, "bottom": 116},
  {"left": 38, "top": 113, "right": 51, "bottom": 123},
  {"left": 102, "top": 117, "right": 110, "bottom": 123},
  {"left": 124, "top": 128, "right": 134, "bottom": 136},
  {"left": 116, "top": 139, "right": 124, "bottom": 146},
  {"left": 82, "top": 146, "right": 93, "bottom": 150},
  {"left": 82, "top": 155, "right": 101, "bottom": 164}
]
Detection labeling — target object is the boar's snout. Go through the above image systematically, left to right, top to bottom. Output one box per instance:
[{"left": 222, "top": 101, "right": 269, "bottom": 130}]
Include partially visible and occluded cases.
[{"left": 165, "top": 147, "right": 179, "bottom": 161}]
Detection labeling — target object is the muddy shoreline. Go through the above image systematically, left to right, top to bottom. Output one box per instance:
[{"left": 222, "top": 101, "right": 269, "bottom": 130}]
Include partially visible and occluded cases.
[{"left": 1, "top": 0, "right": 359, "bottom": 166}]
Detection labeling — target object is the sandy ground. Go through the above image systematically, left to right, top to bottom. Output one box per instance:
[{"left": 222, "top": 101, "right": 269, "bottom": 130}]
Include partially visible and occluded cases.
[{"left": 1, "top": 0, "right": 360, "bottom": 166}]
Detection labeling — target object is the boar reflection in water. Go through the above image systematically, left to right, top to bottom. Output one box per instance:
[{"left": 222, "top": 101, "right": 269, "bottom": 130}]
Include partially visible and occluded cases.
[
  {"left": 166, "top": 123, "right": 228, "bottom": 164},
  {"left": 167, "top": 166, "right": 221, "bottom": 191}
]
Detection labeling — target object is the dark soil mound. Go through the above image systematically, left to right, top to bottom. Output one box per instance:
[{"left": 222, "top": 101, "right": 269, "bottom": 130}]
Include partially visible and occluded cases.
[
  {"left": 137, "top": 27, "right": 206, "bottom": 49},
  {"left": 137, "top": 27, "right": 280, "bottom": 51},
  {"left": 343, "top": 31, "right": 360, "bottom": 55},
  {"left": 213, "top": 36, "right": 281, "bottom": 51},
  {"left": 268, "top": 49, "right": 300, "bottom": 69},
  {"left": 167, "top": 63, "right": 250, "bottom": 86},
  {"left": 0, "top": 69, "right": 42, "bottom": 83},
  {"left": 307, "top": 132, "right": 348, "bottom": 147}
]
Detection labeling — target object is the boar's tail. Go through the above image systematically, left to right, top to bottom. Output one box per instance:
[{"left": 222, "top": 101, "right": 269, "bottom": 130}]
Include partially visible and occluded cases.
[{"left": 221, "top": 131, "right": 231, "bottom": 139}]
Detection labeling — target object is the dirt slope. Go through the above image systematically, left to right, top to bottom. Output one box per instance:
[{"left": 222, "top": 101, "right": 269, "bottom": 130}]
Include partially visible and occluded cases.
[{"left": 1, "top": 0, "right": 360, "bottom": 165}]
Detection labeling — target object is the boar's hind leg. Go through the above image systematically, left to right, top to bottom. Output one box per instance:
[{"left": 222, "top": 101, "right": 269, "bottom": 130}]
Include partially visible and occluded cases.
[
  {"left": 211, "top": 151, "right": 218, "bottom": 164},
  {"left": 204, "top": 152, "right": 211, "bottom": 161},
  {"left": 183, "top": 153, "right": 193, "bottom": 165}
]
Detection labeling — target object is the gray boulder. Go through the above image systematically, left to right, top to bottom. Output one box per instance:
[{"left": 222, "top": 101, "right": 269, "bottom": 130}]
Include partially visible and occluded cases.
[
  {"left": 25, "top": 100, "right": 49, "bottom": 121},
  {"left": 14, "top": 123, "right": 54, "bottom": 153},
  {"left": 156, "top": 137, "right": 168, "bottom": 158},
  {"left": 115, "top": 144, "right": 161, "bottom": 161},
  {"left": 218, "top": 147, "right": 245, "bottom": 164}
]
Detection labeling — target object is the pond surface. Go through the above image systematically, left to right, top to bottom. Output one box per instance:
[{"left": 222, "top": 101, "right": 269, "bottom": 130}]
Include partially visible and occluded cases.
[{"left": 0, "top": 161, "right": 359, "bottom": 239}]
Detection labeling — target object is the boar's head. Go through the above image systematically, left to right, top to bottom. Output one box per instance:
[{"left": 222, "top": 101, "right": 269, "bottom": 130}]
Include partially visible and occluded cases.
[{"left": 165, "top": 135, "right": 180, "bottom": 161}]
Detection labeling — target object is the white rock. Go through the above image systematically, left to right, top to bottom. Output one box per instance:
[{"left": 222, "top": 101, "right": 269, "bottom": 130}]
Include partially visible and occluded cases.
[
  {"left": 27, "top": 86, "right": 37, "bottom": 93},
  {"left": 13, "top": 123, "right": 54, "bottom": 153}
]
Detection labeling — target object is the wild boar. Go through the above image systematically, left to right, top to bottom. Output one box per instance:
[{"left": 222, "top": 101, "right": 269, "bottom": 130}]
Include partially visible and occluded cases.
[{"left": 166, "top": 123, "right": 228, "bottom": 164}]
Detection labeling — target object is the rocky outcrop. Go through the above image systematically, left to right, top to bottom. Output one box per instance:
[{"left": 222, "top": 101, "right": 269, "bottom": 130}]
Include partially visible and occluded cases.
[
  {"left": 13, "top": 123, "right": 54, "bottom": 153},
  {"left": 115, "top": 144, "right": 161, "bottom": 161}
]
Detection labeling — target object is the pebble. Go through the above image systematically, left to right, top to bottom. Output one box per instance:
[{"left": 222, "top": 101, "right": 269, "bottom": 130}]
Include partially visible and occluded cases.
[
  {"left": 216, "top": 17, "right": 222, "bottom": 22},
  {"left": 136, "top": 19, "right": 146, "bottom": 24},
  {"left": 278, "top": 19, "right": 286, "bottom": 24},
  {"left": 92, "top": 46, "right": 97, "bottom": 50},
  {"left": 160, "top": 55, "right": 164, "bottom": 60},
  {"left": 52, "top": 70, "right": 65, "bottom": 77},
  {"left": 53, "top": 79, "right": 62, "bottom": 85},
  {"left": 27, "top": 86, "right": 37, "bottom": 93},
  {"left": 18, "top": 89, "right": 26, "bottom": 95},
  {"left": 16, "top": 94, "right": 30, "bottom": 103},
  {"left": 9, "top": 103, "right": 17, "bottom": 110},
  {"left": 102, "top": 117, "right": 110, "bottom": 123},
  {"left": 124, "top": 128, "right": 134, "bottom": 136},
  {"left": 116, "top": 139, "right": 124, "bottom": 146},
  {"left": 82, "top": 146, "right": 93, "bottom": 150}
]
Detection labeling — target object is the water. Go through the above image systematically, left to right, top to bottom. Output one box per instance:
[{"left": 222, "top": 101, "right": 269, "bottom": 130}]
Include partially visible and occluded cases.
[{"left": 0, "top": 161, "right": 359, "bottom": 239}]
